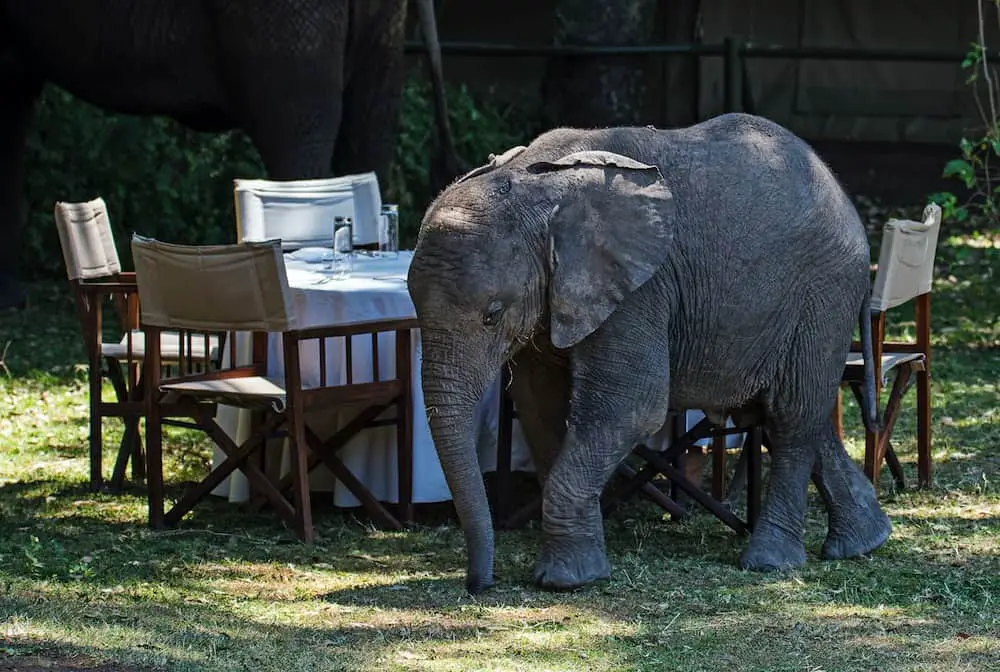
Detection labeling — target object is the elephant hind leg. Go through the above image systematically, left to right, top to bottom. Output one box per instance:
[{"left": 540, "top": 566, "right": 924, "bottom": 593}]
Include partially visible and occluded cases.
[
  {"left": 738, "top": 359, "right": 842, "bottom": 571},
  {"left": 737, "top": 420, "right": 814, "bottom": 571},
  {"left": 812, "top": 426, "right": 891, "bottom": 560}
]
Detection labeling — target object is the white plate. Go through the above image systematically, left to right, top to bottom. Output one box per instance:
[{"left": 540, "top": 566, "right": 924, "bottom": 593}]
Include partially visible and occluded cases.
[{"left": 287, "top": 247, "right": 332, "bottom": 263}]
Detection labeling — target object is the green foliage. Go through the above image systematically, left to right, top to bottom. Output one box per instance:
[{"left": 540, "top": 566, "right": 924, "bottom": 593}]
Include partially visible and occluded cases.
[
  {"left": 934, "top": 3, "right": 1000, "bottom": 226},
  {"left": 390, "top": 75, "right": 538, "bottom": 245},
  {"left": 20, "top": 76, "right": 537, "bottom": 278},
  {"left": 23, "top": 87, "right": 265, "bottom": 279}
]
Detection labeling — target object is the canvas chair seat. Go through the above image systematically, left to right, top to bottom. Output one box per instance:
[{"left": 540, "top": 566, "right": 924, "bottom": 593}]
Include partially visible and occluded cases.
[
  {"left": 101, "top": 330, "right": 221, "bottom": 362},
  {"left": 844, "top": 351, "right": 925, "bottom": 384},
  {"left": 160, "top": 375, "right": 287, "bottom": 411}
]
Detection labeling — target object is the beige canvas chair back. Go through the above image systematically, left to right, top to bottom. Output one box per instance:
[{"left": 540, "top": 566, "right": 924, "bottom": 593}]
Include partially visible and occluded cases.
[
  {"left": 233, "top": 173, "right": 382, "bottom": 250},
  {"left": 53, "top": 198, "right": 121, "bottom": 281},
  {"left": 871, "top": 203, "right": 943, "bottom": 312},
  {"left": 130, "top": 235, "right": 296, "bottom": 332}
]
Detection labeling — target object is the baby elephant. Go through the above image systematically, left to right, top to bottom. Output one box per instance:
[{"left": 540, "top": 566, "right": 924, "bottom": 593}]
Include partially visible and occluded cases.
[{"left": 407, "top": 113, "right": 891, "bottom": 594}]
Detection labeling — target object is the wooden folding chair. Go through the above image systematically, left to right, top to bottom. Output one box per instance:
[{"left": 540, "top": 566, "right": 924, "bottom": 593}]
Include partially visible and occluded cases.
[
  {"left": 54, "top": 198, "right": 220, "bottom": 492},
  {"left": 838, "top": 204, "right": 941, "bottom": 492},
  {"left": 131, "top": 235, "right": 416, "bottom": 541}
]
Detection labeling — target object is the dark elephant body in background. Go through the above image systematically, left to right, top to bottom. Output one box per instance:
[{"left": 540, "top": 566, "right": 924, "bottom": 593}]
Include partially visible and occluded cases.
[
  {"left": 0, "top": 0, "right": 453, "bottom": 309},
  {"left": 408, "top": 113, "right": 891, "bottom": 593}
]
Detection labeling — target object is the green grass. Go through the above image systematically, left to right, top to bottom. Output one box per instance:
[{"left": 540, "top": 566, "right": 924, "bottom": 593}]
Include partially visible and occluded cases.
[{"left": 1, "top": 223, "right": 999, "bottom": 671}]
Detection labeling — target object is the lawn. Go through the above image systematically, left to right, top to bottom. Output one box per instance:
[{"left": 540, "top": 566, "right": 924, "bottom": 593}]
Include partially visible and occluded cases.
[{"left": 1, "top": 215, "right": 999, "bottom": 671}]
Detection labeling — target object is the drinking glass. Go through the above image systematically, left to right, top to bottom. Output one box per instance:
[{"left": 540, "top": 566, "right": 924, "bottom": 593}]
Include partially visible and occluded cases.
[
  {"left": 378, "top": 204, "right": 399, "bottom": 259},
  {"left": 331, "top": 218, "right": 354, "bottom": 279}
]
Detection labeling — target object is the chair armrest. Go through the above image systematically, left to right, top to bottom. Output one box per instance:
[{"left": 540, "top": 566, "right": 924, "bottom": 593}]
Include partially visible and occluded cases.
[
  {"left": 77, "top": 280, "right": 139, "bottom": 295},
  {"left": 291, "top": 317, "right": 420, "bottom": 341}
]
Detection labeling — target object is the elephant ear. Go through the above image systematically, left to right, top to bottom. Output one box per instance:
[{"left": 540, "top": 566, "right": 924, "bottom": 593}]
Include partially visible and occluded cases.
[
  {"left": 455, "top": 145, "right": 528, "bottom": 183},
  {"left": 527, "top": 150, "right": 676, "bottom": 349}
]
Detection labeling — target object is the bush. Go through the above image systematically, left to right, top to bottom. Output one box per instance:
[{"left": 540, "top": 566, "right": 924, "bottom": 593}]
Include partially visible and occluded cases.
[
  {"left": 929, "top": 0, "right": 1000, "bottom": 229},
  {"left": 20, "top": 75, "right": 538, "bottom": 278},
  {"left": 390, "top": 75, "right": 539, "bottom": 244}
]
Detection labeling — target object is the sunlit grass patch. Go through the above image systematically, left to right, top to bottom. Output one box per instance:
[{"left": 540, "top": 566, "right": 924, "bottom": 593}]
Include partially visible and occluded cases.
[{"left": 1, "top": 213, "right": 999, "bottom": 671}]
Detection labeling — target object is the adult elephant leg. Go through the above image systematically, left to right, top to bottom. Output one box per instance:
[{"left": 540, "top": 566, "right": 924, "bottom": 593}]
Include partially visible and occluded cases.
[
  {"left": 332, "top": 0, "right": 408, "bottom": 191},
  {"left": 221, "top": 4, "right": 348, "bottom": 179},
  {"left": 0, "top": 74, "right": 41, "bottom": 311},
  {"left": 244, "top": 83, "right": 343, "bottom": 179},
  {"left": 534, "top": 301, "right": 670, "bottom": 590},
  {"left": 508, "top": 341, "right": 571, "bottom": 487},
  {"left": 812, "top": 423, "right": 892, "bottom": 559}
]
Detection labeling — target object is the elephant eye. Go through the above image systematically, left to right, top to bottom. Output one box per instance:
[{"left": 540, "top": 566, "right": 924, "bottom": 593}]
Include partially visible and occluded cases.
[
  {"left": 495, "top": 179, "right": 511, "bottom": 195},
  {"left": 482, "top": 300, "right": 504, "bottom": 327}
]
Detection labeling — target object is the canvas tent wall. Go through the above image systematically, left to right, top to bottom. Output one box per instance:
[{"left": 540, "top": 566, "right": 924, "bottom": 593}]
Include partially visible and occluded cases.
[
  {"left": 414, "top": 0, "right": 993, "bottom": 145},
  {"left": 696, "top": 0, "right": 992, "bottom": 144}
]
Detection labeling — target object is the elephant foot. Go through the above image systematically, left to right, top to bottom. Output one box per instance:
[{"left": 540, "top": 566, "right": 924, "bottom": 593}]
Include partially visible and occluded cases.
[
  {"left": 812, "top": 440, "right": 893, "bottom": 561},
  {"left": 822, "top": 506, "right": 892, "bottom": 560},
  {"left": 739, "top": 524, "right": 807, "bottom": 572},
  {"left": 533, "top": 533, "right": 610, "bottom": 590},
  {"left": 466, "top": 573, "right": 496, "bottom": 595}
]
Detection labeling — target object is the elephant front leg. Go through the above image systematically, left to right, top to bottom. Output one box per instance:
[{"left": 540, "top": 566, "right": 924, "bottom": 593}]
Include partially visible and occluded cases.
[
  {"left": 533, "top": 316, "right": 670, "bottom": 590},
  {"left": 508, "top": 344, "right": 572, "bottom": 487},
  {"left": 812, "top": 424, "right": 892, "bottom": 560}
]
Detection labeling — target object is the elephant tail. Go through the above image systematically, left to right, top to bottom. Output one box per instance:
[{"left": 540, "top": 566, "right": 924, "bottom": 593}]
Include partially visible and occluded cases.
[{"left": 858, "top": 285, "right": 882, "bottom": 435}]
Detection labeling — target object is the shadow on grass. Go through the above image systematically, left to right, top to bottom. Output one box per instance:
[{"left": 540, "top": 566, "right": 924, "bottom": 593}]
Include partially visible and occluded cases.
[{"left": 0, "top": 586, "right": 491, "bottom": 672}]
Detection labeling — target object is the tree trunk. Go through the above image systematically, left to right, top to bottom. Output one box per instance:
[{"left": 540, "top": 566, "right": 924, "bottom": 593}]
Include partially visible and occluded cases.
[{"left": 543, "top": 0, "right": 659, "bottom": 128}]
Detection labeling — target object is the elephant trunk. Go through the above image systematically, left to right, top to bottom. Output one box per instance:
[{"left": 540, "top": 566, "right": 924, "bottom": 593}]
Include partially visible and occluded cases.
[{"left": 420, "top": 339, "right": 498, "bottom": 594}]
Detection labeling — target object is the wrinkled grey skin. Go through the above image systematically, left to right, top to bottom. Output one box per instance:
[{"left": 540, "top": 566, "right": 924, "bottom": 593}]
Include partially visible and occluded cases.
[
  {"left": 0, "top": 0, "right": 458, "bottom": 310},
  {"left": 408, "top": 113, "right": 892, "bottom": 594}
]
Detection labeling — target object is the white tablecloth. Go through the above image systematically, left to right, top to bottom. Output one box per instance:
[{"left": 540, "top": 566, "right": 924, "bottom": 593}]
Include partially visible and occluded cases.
[
  {"left": 210, "top": 251, "right": 745, "bottom": 509},
  {"left": 211, "top": 251, "right": 534, "bottom": 507}
]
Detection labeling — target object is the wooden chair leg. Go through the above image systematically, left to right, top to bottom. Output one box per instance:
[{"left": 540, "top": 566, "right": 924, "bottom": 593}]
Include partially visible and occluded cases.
[
  {"left": 396, "top": 329, "right": 414, "bottom": 525},
  {"left": 284, "top": 337, "right": 314, "bottom": 544},
  {"left": 89, "top": 356, "right": 104, "bottom": 492},
  {"left": 107, "top": 360, "right": 141, "bottom": 491},
  {"left": 128, "top": 361, "right": 146, "bottom": 483},
  {"left": 145, "top": 361, "right": 165, "bottom": 529},
  {"left": 873, "top": 367, "right": 913, "bottom": 486},
  {"left": 916, "top": 367, "right": 932, "bottom": 488},
  {"left": 832, "top": 388, "right": 844, "bottom": 442},
  {"left": 396, "top": 392, "right": 414, "bottom": 526},
  {"left": 288, "top": 424, "right": 314, "bottom": 543},
  {"left": 303, "top": 425, "right": 401, "bottom": 530},
  {"left": 746, "top": 426, "right": 762, "bottom": 531},
  {"left": 711, "top": 435, "right": 727, "bottom": 501},
  {"left": 884, "top": 443, "right": 906, "bottom": 491}
]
